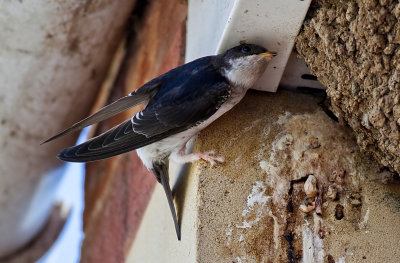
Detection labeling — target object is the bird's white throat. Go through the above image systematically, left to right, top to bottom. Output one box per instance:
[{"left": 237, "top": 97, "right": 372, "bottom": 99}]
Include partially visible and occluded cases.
[{"left": 222, "top": 55, "right": 269, "bottom": 88}]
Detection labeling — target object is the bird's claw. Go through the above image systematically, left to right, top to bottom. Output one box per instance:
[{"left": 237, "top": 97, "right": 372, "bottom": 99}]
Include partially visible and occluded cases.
[{"left": 198, "top": 151, "right": 225, "bottom": 167}]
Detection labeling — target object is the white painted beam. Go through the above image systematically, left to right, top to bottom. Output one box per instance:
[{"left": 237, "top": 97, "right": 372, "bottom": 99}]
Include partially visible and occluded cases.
[{"left": 186, "top": 0, "right": 314, "bottom": 92}]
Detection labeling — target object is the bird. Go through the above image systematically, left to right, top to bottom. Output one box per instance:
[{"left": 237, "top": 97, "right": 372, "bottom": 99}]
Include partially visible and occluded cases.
[{"left": 42, "top": 43, "right": 276, "bottom": 240}]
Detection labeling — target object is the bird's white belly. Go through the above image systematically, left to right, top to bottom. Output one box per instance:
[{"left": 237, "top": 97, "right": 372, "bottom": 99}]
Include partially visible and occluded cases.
[
  {"left": 136, "top": 90, "right": 246, "bottom": 169},
  {"left": 136, "top": 132, "right": 194, "bottom": 169}
]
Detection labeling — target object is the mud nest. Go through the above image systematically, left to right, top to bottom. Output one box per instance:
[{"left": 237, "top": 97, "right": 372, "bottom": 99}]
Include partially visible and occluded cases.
[{"left": 296, "top": 0, "right": 400, "bottom": 173}]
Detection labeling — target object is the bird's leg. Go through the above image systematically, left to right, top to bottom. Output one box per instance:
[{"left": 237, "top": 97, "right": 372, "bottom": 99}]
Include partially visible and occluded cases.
[
  {"left": 170, "top": 148, "right": 225, "bottom": 167},
  {"left": 152, "top": 160, "right": 181, "bottom": 240}
]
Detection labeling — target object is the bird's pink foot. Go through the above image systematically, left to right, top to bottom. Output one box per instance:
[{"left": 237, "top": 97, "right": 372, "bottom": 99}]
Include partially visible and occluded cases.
[
  {"left": 170, "top": 150, "right": 224, "bottom": 166},
  {"left": 195, "top": 150, "right": 224, "bottom": 166}
]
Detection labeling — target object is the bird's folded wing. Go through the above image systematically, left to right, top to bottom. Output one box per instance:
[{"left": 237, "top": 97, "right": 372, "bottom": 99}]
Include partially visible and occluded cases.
[
  {"left": 57, "top": 57, "right": 231, "bottom": 162},
  {"left": 133, "top": 59, "right": 231, "bottom": 137},
  {"left": 57, "top": 81, "right": 231, "bottom": 162},
  {"left": 132, "top": 82, "right": 230, "bottom": 137}
]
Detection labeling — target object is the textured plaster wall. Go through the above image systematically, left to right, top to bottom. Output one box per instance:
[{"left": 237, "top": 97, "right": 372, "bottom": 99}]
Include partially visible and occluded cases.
[
  {"left": 296, "top": 0, "right": 400, "bottom": 173},
  {"left": 126, "top": 90, "right": 400, "bottom": 262},
  {"left": 194, "top": 90, "right": 400, "bottom": 263}
]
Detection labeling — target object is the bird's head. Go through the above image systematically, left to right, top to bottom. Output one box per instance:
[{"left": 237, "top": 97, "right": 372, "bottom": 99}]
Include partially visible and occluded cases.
[{"left": 216, "top": 44, "right": 276, "bottom": 88}]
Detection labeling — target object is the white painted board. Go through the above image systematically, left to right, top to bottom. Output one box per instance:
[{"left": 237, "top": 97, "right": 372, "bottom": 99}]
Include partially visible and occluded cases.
[{"left": 187, "top": 0, "right": 313, "bottom": 92}]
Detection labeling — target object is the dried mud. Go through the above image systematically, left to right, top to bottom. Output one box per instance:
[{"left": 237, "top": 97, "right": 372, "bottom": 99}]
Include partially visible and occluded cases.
[{"left": 296, "top": 0, "right": 400, "bottom": 174}]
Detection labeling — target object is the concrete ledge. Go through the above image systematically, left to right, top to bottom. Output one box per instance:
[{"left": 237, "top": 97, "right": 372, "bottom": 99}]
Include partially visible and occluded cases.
[{"left": 128, "top": 90, "right": 400, "bottom": 262}]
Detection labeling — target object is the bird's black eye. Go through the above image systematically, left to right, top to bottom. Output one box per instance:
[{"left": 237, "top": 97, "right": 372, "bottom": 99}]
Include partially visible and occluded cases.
[{"left": 241, "top": 45, "right": 251, "bottom": 53}]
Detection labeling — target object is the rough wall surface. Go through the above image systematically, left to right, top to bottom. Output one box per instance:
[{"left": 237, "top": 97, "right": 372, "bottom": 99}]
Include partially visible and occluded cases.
[
  {"left": 0, "top": 0, "right": 136, "bottom": 257},
  {"left": 81, "top": 0, "right": 187, "bottom": 262},
  {"left": 296, "top": 0, "right": 400, "bottom": 173},
  {"left": 194, "top": 90, "right": 400, "bottom": 263}
]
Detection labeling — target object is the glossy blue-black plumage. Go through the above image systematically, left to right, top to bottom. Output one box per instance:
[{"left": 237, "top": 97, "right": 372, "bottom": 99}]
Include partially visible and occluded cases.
[
  {"left": 58, "top": 56, "right": 231, "bottom": 162},
  {"left": 133, "top": 56, "right": 230, "bottom": 136}
]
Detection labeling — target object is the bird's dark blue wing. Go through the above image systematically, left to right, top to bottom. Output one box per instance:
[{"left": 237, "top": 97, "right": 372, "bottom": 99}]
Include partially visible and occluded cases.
[
  {"left": 58, "top": 57, "right": 231, "bottom": 162},
  {"left": 132, "top": 59, "right": 230, "bottom": 136}
]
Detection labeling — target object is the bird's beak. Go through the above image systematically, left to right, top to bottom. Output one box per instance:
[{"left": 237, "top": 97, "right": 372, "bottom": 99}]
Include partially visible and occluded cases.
[{"left": 259, "top": 51, "right": 277, "bottom": 58}]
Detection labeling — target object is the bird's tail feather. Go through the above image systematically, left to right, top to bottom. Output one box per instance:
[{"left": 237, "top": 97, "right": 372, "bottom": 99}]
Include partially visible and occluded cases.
[{"left": 57, "top": 119, "right": 156, "bottom": 162}]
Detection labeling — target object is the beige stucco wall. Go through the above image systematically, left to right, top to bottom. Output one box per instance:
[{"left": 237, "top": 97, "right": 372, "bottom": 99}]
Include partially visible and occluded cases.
[{"left": 128, "top": 90, "right": 400, "bottom": 262}]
